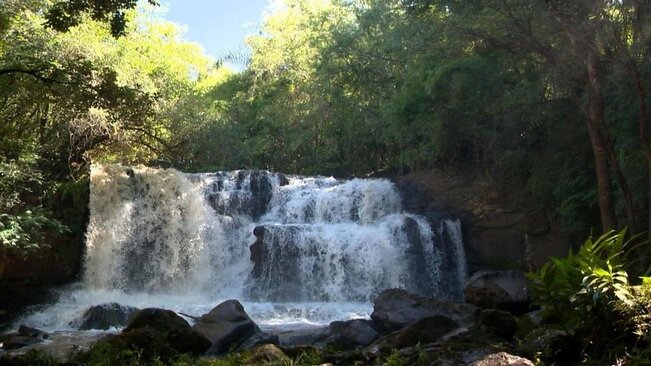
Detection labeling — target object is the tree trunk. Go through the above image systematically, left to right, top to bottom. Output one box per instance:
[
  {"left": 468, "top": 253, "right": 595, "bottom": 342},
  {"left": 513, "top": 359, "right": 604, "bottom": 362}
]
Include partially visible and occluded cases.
[
  {"left": 586, "top": 51, "right": 617, "bottom": 232},
  {"left": 631, "top": 61, "right": 651, "bottom": 239},
  {"left": 586, "top": 121, "right": 617, "bottom": 232},
  {"left": 599, "top": 123, "right": 637, "bottom": 233}
]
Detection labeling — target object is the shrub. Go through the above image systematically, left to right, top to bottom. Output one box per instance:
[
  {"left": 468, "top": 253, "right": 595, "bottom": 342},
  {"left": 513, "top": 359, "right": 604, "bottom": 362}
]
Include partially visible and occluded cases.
[{"left": 527, "top": 229, "right": 651, "bottom": 363}]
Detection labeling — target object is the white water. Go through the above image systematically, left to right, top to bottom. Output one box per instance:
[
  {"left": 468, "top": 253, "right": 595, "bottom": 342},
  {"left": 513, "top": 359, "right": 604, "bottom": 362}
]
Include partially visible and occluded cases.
[{"left": 17, "top": 164, "right": 467, "bottom": 332}]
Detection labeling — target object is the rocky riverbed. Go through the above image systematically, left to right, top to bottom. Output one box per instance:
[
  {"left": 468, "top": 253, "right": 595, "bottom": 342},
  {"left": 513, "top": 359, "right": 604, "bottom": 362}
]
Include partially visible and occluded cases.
[{"left": 0, "top": 271, "right": 577, "bottom": 365}]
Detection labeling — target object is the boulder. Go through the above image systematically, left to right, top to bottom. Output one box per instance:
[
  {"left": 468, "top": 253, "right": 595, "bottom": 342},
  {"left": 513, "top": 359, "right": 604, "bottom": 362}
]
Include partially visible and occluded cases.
[
  {"left": 463, "top": 271, "right": 530, "bottom": 313},
  {"left": 371, "top": 288, "right": 477, "bottom": 332},
  {"left": 192, "top": 299, "right": 275, "bottom": 354},
  {"left": 77, "top": 303, "right": 139, "bottom": 330},
  {"left": 122, "top": 307, "right": 210, "bottom": 355},
  {"left": 124, "top": 308, "right": 190, "bottom": 334},
  {"left": 478, "top": 309, "right": 517, "bottom": 340},
  {"left": 374, "top": 315, "right": 459, "bottom": 350},
  {"left": 322, "top": 319, "right": 379, "bottom": 349},
  {"left": 0, "top": 325, "right": 48, "bottom": 350},
  {"left": 17, "top": 325, "right": 48, "bottom": 339},
  {"left": 166, "top": 326, "right": 212, "bottom": 354},
  {"left": 278, "top": 327, "right": 327, "bottom": 347},
  {"left": 518, "top": 328, "right": 581, "bottom": 365},
  {"left": 236, "top": 330, "right": 280, "bottom": 351},
  {"left": 0, "top": 335, "right": 43, "bottom": 350},
  {"left": 244, "top": 344, "right": 290, "bottom": 364},
  {"left": 468, "top": 352, "right": 534, "bottom": 366}
]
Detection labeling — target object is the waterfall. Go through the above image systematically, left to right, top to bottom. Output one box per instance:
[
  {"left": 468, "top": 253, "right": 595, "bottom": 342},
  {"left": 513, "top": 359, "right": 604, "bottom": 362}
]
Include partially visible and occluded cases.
[{"left": 20, "top": 164, "right": 468, "bottom": 330}]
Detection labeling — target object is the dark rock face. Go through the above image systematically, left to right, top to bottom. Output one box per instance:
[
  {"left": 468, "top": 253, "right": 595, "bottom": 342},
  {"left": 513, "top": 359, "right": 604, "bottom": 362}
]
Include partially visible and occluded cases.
[
  {"left": 207, "top": 170, "right": 288, "bottom": 220},
  {"left": 393, "top": 171, "right": 572, "bottom": 272},
  {"left": 402, "top": 217, "right": 436, "bottom": 294},
  {"left": 249, "top": 220, "right": 442, "bottom": 301},
  {"left": 248, "top": 225, "right": 308, "bottom": 301},
  {"left": 464, "top": 271, "right": 530, "bottom": 313},
  {"left": 371, "top": 288, "right": 477, "bottom": 332},
  {"left": 192, "top": 299, "right": 277, "bottom": 355},
  {"left": 76, "top": 303, "right": 139, "bottom": 330},
  {"left": 478, "top": 309, "right": 517, "bottom": 340}
]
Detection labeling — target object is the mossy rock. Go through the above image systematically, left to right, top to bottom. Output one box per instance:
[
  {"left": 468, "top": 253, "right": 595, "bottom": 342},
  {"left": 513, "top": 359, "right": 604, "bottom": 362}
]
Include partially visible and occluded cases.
[
  {"left": 479, "top": 309, "right": 517, "bottom": 340},
  {"left": 77, "top": 329, "right": 176, "bottom": 365},
  {"left": 243, "top": 344, "right": 290, "bottom": 365}
]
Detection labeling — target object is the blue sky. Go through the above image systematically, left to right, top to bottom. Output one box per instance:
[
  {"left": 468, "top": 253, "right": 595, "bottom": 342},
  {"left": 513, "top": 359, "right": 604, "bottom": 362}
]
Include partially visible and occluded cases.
[{"left": 160, "top": 0, "right": 269, "bottom": 67}]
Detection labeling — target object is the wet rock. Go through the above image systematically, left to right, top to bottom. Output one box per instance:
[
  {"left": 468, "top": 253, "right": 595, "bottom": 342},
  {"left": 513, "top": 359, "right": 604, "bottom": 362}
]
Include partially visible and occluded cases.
[
  {"left": 208, "top": 170, "right": 279, "bottom": 219},
  {"left": 249, "top": 171, "right": 274, "bottom": 220},
  {"left": 402, "top": 217, "right": 436, "bottom": 294},
  {"left": 248, "top": 225, "right": 303, "bottom": 300},
  {"left": 464, "top": 271, "right": 530, "bottom": 313},
  {"left": 371, "top": 288, "right": 477, "bottom": 332},
  {"left": 193, "top": 299, "right": 274, "bottom": 354},
  {"left": 76, "top": 303, "right": 139, "bottom": 330},
  {"left": 122, "top": 307, "right": 210, "bottom": 355},
  {"left": 124, "top": 308, "right": 190, "bottom": 334},
  {"left": 478, "top": 309, "right": 517, "bottom": 340},
  {"left": 373, "top": 315, "right": 458, "bottom": 350},
  {"left": 322, "top": 319, "right": 379, "bottom": 349},
  {"left": 0, "top": 325, "right": 48, "bottom": 351},
  {"left": 17, "top": 325, "right": 47, "bottom": 339},
  {"left": 167, "top": 327, "right": 212, "bottom": 354},
  {"left": 278, "top": 327, "right": 326, "bottom": 347},
  {"left": 236, "top": 330, "right": 279, "bottom": 351},
  {"left": 0, "top": 335, "right": 43, "bottom": 350},
  {"left": 244, "top": 344, "right": 290, "bottom": 364},
  {"left": 468, "top": 352, "right": 534, "bottom": 366}
]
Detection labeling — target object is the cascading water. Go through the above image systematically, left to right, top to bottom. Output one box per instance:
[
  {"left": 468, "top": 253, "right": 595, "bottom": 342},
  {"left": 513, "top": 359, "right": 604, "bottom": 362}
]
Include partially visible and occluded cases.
[{"left": 19, "top": 164, "right": 467, "bottom": 331}]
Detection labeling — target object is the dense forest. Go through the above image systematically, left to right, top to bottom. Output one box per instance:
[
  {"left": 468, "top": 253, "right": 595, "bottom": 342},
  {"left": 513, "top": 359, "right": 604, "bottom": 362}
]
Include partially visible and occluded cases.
[
  {"left": 1, "top": 0, "right": 651, "bottom": 364},
  {"left": 2, "top": 0, "right": 650, "bottom": 254}
]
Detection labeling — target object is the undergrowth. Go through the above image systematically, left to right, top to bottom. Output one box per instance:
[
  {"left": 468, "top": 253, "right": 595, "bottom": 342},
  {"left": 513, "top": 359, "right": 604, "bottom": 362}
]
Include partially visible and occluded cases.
[{"left": 527, "top": 229, "right": 651, "bottom": 364}]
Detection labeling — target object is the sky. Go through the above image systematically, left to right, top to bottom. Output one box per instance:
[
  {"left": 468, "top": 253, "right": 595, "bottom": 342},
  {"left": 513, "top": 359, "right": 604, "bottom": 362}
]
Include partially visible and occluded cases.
[{"left": 160, "top": 0, "right": 270, "bottom": 68}]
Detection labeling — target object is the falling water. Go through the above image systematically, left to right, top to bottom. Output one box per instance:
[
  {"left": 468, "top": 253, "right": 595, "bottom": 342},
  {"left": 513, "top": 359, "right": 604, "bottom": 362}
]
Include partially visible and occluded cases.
[{"left": 18, "top": 164, "right": 467, "bottom": 331}]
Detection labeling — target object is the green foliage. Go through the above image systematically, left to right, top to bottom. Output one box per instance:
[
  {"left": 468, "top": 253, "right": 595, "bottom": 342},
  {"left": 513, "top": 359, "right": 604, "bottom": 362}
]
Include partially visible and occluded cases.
[
  {"left": 1, "top": 0, "right": 651, "bottom": 266},
  {"left": 46, "top": 0, "right": 158, "bottom": 37},
  {"left": 0, "top": 1, "right": 220, "bottom": 253},
  {"left": 0, "top": 157, "right": 69, "bottom": 253},
  {"left": 527, "top": 230, "right": 635, "bottom": 325},
  {"left": 528, "top": 230, "right": 651, "bottom": 363},
  {"left": 5, "top": 349, "right": 59, "bottom": 366},
  {"left": 383, "top": 349, "right": 408, "bottom": 366}
]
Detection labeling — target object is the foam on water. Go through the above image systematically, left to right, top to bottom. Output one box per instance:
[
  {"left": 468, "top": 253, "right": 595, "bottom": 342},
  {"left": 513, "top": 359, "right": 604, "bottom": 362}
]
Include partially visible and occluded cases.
[{"left": 17, "top": 164, "right": 466, "bottom": 332}]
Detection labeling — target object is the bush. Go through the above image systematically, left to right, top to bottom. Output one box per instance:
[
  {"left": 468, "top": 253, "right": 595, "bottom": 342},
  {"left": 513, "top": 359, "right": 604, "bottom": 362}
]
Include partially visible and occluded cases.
[
  {"left": 0, "top": 157, "right": 69, "bottom": 254},
  {"left": 527, "top": 229, "right": 651, "bottom": 363},
  {"left": 527, "top": 229, "right": 634, "bottom": 326}
]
